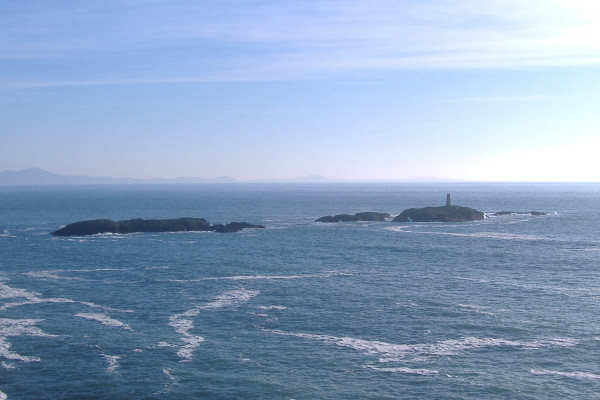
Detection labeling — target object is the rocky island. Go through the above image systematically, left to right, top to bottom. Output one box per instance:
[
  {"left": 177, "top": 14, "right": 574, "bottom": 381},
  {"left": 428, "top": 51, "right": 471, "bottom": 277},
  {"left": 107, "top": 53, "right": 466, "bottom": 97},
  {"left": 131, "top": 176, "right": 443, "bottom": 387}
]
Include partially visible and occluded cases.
[
  {"left": 392, "top": 194, "right": 485, "bottom": 223},
  {"left": 316, "top": 212, "right": 391, "bottom": 223},
  {"left": 51, "top": 217, "right": 265, "bottom": 236}
]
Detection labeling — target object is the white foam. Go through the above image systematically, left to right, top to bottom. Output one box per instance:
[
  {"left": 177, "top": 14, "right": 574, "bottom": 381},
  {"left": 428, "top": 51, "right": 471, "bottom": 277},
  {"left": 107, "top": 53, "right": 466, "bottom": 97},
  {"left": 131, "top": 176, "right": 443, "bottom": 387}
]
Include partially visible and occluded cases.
[
  {"left": 386, "top": 226, "right": 543, "bottom": 241},
  {"left": 25, "top": 271, "right": 90, "bottom": 281},
  {"left": 168, "top": 271, "right": 351, "bottom": 283},
  {"left": 0, "top": 282, "right": 75, "bottom": 311},
  {"left": 0, "top": 282, "right": 39, "bottom": 299},
  {"left": 169, "top": 288, "right": 259, "bottom": 361},
  {"left": 202, "top": 288, "right": 260, "bottom": 309},
  {"left": 79, "top": 302, "right": 133, "bottom": 313},
  {"left": 457, "top": 304, "right": 495, "bottom": 316},
  {"left": 257, "top": 305, "right": 288, "bottom": 310},
  {"left": 75, "top": 313, "right": 132, "bottom": 331},
  {"left": 167, "top": 315, "right": 205, "bottom": 360},
  {"left": 0, "top": 318, "right": 56, "bottom": 363},
  {"left": 0, "top": 318, "right": 56, "bottom": 338},
  {"left": 267, "top": 330, "right": 577, "bottom": 363},
  {"left": 0, "top": 337, "right": 40, "bottom": 362},
  {"left": 102, "top": 354, "right": 121, "bottom": 372},
  {"left": 1, "top": 361, "right": 16, "bottom": 369},
  {"left": 365, "top": 365, "right": 439, "bottom": 375},
  {"left": 154, "top": 368, "right": 179, "bottom": 396},
  {"left": 163, "top": 368, "right": 177, "bottom": 381},
  {"left": 530, "top": 369, "right": 600, "bottom": 379},
  {"left": 0, "top": 388, "right": 7, "bottom": 400}
]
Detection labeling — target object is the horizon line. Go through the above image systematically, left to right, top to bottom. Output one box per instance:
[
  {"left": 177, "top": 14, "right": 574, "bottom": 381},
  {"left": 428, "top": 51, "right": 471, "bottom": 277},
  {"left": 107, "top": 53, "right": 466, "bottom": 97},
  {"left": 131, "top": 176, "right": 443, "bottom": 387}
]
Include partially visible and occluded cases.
[{"left": 0, "top": 167, "right": 598, "bottom": 185}]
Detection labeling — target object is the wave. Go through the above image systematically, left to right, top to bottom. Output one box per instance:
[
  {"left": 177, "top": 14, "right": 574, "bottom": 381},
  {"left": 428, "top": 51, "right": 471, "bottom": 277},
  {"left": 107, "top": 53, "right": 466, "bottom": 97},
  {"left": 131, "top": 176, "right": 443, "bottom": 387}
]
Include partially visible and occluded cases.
[
  {"left": 386, "top": 226, "right": 545, "bottom": 241},
  {"left": 440, "top": 231, "right": 543, "bottom": 241},
  {"left": 24, "top": 266, "right": 170, "bottom": 282},
  {"left": 25, "top": 271, "right": 92, "bottom": 281},
  {"left": 168, "top": 271, "right": 351, "bottom": 283},
  {"left": 455, "top": 276, "right": 600, "bottom": 298},
  {"left": 1, "top": 281, "right": 132, "bottom": 313},
  {"left": 0, "top": 282, "right": 75, "bottom": 311},
  {"left": 202, "top": 288, "right": 260, "bottom": 309},
  {"left": 169, "top": 289, "right": 260, "bottom": 361},
  {"left": 79, "top": 302, "right": 133, "bottom": 313},
  {"left": 457, "top": 304, "right": 495, "bottom": 316},
  {"left": 257, "top": 305, "right": 288, "bottom": 310},
  {"left": 75, "top": 313, "right": 132, "bottom": 331},
  {"left": 1, "top": 318, "right": 56, "bottom": 364},
  {"left": 267, "top": 330, "right": 577, "bottom": 363},
  {"left": 101, "top": 354, "right": 121, "bottom": 372},
  {"left": 1, "top": 361, "right": 16, "bottom": 369},
  {"left": 364, "top": 365, "right": 439, "bottom": 375},
  {"left": 153, "top": 368, "right": 179, "bottom": 397},
  {"left": 163, "top": 368, "right": 177, "bottom": 382},
  {"left": 530, "top": 369, "right": 600, "bottom": 379},
  {"left": 0, "top": 389, "right": 6, "bottom": 400}
]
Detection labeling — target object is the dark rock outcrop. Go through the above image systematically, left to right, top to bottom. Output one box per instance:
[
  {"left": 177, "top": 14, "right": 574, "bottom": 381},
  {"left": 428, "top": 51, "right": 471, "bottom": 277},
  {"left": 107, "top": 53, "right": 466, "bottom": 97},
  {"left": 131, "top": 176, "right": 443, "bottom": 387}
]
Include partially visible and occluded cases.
[
  {"left": 392, "top": 205, "right": 485, "bottom": 223},
  {"left": 491, "top": 211, "right": 547, "bottom": 216},
  {"left": 316, "top": 212, "right": 391, "bottom": 223},
  {"left": 51, "top": 218, "right": 264, "bottom": 236},
  {"left": 211, "top": 222, "right": 266, "bottom": 233}
]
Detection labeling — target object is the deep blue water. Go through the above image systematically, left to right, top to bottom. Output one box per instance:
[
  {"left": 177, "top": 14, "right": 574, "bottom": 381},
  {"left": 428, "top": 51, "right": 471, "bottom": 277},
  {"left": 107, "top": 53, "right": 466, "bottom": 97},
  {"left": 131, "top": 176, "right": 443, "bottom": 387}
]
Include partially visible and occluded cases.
[{"left": 1, "top": 183, "right": 599, "bottom": 399}]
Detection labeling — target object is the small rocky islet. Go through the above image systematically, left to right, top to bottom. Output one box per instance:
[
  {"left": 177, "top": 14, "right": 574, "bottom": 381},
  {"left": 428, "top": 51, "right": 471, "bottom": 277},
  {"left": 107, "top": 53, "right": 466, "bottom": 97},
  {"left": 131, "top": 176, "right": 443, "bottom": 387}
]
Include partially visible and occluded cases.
[
  {"left": 315, "top": 212, "right": 391, "bottom": 223},
  {"left": 51, "top": 217, "right": 265, "bottom": 236}
]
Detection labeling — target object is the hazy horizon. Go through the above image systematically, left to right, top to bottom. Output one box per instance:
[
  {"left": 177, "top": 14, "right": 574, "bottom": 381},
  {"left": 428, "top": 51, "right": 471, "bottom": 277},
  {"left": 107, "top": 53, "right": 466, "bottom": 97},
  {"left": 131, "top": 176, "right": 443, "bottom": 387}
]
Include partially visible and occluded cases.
[
  {"left": 2, "top": 1, "right": 599, "bottom": 182},
  {"left": 2, "top": 166, "right": 599, "bottom": 185}
]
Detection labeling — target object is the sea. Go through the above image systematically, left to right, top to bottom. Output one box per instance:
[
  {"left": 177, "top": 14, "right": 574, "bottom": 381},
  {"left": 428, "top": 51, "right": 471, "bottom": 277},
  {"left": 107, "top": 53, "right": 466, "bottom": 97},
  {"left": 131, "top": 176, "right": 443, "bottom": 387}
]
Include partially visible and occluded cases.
[{"left": 1, "top": 183, "right": 599, "bottom": 399}]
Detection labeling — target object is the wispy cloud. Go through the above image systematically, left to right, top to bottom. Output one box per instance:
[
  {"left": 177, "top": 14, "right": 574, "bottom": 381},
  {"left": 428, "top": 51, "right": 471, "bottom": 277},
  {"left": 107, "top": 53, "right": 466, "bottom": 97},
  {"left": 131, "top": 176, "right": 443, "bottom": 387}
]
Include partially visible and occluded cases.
[{"left": 1, "top": 0, "right": 600, "bottom": 87}]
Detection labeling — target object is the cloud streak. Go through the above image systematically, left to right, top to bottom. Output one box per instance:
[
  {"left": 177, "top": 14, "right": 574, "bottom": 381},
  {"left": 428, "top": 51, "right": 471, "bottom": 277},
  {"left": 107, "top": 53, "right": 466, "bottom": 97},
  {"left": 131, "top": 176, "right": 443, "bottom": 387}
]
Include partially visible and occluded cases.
[{"left": 1, "top": 0, "right": 600, "bottom": 87}]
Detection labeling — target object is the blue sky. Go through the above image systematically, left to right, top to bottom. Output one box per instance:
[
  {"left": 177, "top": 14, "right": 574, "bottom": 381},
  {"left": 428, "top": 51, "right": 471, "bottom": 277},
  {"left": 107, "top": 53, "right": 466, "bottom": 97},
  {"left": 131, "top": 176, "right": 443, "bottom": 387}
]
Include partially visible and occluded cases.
[{"left": 1, "top": 0, "right": 599, "bottom": 181}]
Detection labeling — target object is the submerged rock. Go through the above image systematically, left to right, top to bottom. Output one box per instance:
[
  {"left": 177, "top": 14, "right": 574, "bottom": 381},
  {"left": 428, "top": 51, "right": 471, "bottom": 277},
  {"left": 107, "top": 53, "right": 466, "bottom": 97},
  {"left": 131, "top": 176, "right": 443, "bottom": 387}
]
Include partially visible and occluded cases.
[
  {"left": 392, "top": 205, "right": 485, "bottom": 223},
  {"left": 316, "top": 212, "right": 391, "bottom": 223},
  {"left": 51, "top": 218, "right": 264, "bottom": 236}
]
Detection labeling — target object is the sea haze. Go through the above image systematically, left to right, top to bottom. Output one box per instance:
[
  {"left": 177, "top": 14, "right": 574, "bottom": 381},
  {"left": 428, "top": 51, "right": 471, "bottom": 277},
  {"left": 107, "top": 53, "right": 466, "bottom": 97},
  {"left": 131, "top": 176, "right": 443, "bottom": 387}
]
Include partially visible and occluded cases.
[
  {"left": 0, "top": 168, "right": 449, "bottom": 185},
  {"left": 1, "top": 183, "right": 600, "bottom": 399}
]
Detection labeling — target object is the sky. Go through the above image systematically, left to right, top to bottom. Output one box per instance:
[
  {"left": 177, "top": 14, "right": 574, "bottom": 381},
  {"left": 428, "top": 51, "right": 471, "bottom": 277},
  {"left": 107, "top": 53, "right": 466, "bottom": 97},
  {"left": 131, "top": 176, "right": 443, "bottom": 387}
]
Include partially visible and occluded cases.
[{"left": 1, "top": 0, "right": 599, "bottom": 182}]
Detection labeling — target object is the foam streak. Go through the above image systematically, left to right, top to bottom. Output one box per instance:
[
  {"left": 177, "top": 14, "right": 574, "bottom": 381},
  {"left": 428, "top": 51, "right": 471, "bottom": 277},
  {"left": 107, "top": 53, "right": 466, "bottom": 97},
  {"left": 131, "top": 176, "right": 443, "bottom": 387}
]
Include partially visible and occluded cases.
[
  {"left": 169, "top": 289, "right": 259, "bottom": 361},
  {"left": 75, "top": 313, "right": 132, "bottom": 331},
  {"left": 0, "top": 318, "right": 56, "bottom": 363},
  {"left": 268, "top": 330, "right": 577, "bottom": 363},
  {"left": 530, "top": 369, "right": 600, "bottom": 379}
]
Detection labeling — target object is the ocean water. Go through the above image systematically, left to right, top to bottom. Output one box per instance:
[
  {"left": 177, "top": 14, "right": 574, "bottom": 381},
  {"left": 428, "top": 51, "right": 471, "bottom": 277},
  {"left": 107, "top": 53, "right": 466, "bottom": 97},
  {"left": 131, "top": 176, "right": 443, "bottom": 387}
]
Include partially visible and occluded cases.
[{"left": 1, "top": 183, "right": 599, "bottom": 399}]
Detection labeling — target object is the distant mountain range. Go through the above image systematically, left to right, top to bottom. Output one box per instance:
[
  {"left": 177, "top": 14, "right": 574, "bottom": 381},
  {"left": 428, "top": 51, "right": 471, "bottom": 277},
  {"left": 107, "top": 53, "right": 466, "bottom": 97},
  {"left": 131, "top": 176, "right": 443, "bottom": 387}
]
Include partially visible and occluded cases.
[
  {"left": 0, "top": 168, "right": 455, "bottom": 185},
  {"left": 0, "top": 168, "right": 346, "bottom": 185}
]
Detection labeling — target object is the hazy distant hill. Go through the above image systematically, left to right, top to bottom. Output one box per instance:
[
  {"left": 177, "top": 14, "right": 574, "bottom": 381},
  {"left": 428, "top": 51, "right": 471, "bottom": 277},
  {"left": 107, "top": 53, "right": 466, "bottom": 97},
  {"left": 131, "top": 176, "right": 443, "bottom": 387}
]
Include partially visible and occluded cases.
[
  {"left": 0, "top": 168, "right": 237, "bottom": 185},
  {"left": 0, "top": 168, "right": 454, "bottom": 185},
  {"left": 0, "top": 168, "right": 342, "bottom": 185}
]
